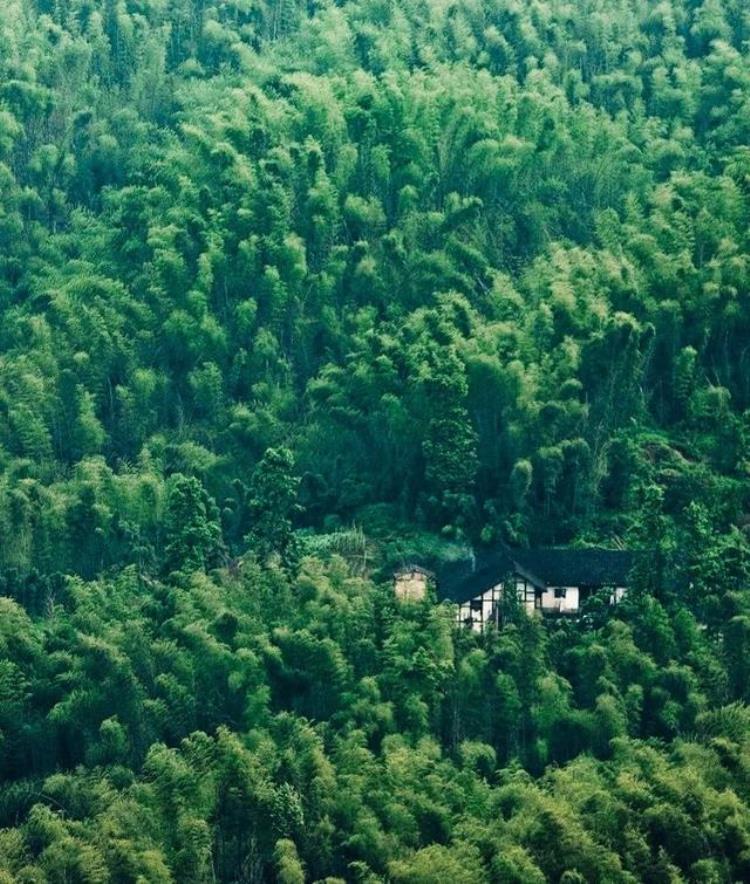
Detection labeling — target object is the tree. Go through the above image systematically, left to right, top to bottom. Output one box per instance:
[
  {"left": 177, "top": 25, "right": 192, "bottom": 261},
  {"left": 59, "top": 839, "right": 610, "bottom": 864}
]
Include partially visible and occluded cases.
[
  {"left": 418, "top": 344, "right": 478, "bottom": 531},
  {"left": 244, "top": 447, "right": 302, "bottom": 568},
  {"left": 163, "top": 473, "right": 224, "bottom": 575},
  {"left": 274, "top": 839, "right": 305, "bottom": 884}
]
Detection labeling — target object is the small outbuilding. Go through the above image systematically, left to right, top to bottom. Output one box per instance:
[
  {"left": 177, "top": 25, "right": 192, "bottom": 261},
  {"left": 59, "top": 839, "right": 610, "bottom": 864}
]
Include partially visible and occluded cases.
[{"left": 393, "top": 564, "right": 435, "bottom": 602}]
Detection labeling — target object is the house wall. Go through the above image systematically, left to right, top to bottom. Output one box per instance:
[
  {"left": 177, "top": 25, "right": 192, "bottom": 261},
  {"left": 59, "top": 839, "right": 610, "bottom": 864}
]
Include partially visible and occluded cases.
[
  {"left": 394, "top": 571, "right": 429, "bottom": 602},
  {"left": 455, "top": 576, "right": 629, "bottom": 630},
  {"left": 456, "top": 578, "right": 543, "bottom": 631},
  {"left": 515, "top": 578, "right": 537, "bottom": 615},
  {"left": 457, "top": 583, "right": 504, "bottom": 632},
  {"left": 539, "top": 586, "right": 579, "bottom": 613}
]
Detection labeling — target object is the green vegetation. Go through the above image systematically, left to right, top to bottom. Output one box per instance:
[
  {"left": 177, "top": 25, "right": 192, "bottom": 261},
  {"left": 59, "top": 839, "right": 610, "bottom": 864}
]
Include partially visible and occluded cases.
[{"left": 1, "top": 0, "right": 750, "bottom": 879}]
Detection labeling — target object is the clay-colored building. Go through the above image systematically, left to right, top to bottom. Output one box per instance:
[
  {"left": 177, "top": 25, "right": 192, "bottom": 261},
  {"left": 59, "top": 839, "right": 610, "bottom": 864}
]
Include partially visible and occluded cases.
[{"left": 393, "top": 565, "right": 434, "bottom": 602}]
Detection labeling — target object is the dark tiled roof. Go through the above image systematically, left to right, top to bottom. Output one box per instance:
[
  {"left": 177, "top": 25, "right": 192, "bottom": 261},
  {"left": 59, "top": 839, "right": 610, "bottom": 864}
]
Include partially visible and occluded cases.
[
  {"left": 436, "top": 547, "right": 635, "bottom": 605},
  {"left": 514, "top": 548, "right": 635, "bottom": 587},
  {"left": 437, "top": 550, "right": 515, "bottom": 603},
  {"left": 394, "top": 564, "right": 435, "bottom": 578}
]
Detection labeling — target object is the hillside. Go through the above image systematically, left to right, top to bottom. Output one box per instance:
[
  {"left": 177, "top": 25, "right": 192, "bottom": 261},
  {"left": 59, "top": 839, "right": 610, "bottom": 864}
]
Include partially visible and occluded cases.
[{"left": 1, "top": 0, "right": 750, "bottom": 881}]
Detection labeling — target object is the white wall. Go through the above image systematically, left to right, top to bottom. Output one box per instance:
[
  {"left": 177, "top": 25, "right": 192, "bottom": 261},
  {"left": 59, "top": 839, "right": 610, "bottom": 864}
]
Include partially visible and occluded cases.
[
  {"left": 457, "top": 578, "right": 627, "bottom": 628},
  {"left": 457, "top": 579, "right": 545, "bottom": 630},
  {"left": 515, "top": 579, "right": 537, "bottom": 615},
  {"left": 457, "top": 583, "right": 504, "bottom": 632},
  {"left": 538, "top": 586, "right": 579, "bottom": 613}
]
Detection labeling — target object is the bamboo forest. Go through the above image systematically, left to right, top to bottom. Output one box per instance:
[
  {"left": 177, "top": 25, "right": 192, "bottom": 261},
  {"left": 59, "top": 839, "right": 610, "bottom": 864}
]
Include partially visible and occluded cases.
[{"left": 3, "top": 0, "right": 750, "bottom": 880}]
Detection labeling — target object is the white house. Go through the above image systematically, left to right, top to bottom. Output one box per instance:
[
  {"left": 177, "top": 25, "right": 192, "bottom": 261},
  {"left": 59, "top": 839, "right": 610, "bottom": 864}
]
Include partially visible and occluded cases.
[{"left": 436, "top": 548, "right": 633, "bottom": 632}]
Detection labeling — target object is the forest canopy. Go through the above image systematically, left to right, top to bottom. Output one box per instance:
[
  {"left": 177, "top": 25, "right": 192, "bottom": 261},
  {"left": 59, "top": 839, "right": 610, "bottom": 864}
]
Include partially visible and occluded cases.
[{"left": 1, "top": 0, "right": 750, "bottom": 881}]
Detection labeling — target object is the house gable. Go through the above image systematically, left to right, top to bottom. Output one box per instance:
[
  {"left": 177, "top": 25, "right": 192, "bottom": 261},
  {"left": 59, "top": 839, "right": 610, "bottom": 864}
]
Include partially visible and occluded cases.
[{"left": 393, "top": 565, "right": 434, "bottom": 602}]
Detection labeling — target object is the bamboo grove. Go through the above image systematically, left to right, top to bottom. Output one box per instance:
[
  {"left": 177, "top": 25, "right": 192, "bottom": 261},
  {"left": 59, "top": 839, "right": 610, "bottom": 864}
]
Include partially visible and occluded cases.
[{"left": 1, "top": 0, "right": 750, "bottom": 881}]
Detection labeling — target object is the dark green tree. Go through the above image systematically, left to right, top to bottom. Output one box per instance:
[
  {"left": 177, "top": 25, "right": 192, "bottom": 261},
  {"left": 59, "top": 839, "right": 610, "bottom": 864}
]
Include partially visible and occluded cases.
[
  {"left": 245, "top": 447, "right": 302, "bottom": 568},
  {"left": 163, "top": 474, "right": 224, "bottom": 575}
]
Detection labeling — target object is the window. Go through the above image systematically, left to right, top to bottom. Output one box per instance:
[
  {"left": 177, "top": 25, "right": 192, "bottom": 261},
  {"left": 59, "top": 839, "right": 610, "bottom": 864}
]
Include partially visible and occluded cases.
[
  {"left": 554, "top": 587, "right": 567, "bottom": 599},
  {"left": 470, "top": 598, "right": 483, "bottom": 612}
]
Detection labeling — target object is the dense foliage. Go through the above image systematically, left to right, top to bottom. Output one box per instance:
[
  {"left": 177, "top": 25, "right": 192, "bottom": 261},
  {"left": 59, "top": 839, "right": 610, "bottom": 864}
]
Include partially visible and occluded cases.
[{"left": 1, "top": 0, "right": 750, "bottom": 880}]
